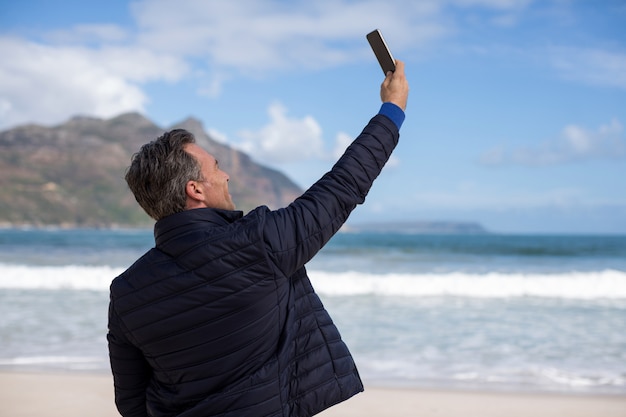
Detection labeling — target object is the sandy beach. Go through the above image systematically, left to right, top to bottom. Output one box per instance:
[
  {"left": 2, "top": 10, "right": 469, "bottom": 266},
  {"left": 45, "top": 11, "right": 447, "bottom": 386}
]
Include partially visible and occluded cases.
[{"left": 0, "top": 372, "right": 624, "bottom": 417}]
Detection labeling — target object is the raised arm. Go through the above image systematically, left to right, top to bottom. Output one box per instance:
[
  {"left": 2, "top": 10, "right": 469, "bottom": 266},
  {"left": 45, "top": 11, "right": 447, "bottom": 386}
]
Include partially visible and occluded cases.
[{"left": 263, "top": 61, "right": 409, "bottom": 276}]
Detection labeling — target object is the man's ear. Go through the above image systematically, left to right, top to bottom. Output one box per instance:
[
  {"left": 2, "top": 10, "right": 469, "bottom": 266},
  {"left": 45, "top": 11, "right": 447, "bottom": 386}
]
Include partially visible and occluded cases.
[{"left": 185, "top": 180, "right": 206, "bottom": 208}]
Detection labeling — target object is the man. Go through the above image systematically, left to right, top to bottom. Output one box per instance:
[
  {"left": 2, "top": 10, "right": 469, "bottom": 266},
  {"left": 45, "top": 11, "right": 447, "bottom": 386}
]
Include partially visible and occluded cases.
[{"left": 108, "top": 61, "right": 409, "bottom": 417}]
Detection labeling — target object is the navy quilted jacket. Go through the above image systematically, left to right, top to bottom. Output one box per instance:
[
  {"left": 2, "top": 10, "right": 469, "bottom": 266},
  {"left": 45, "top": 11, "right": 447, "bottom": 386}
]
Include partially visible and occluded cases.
[{"left": 108, "top": 113, "right": 400, "bottom": 417}]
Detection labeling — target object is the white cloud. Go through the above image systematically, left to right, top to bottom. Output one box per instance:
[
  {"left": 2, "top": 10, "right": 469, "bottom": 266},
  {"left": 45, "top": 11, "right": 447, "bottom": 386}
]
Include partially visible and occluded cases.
[
  {"left": 0, "top": 0, "right": 608, "bottom": 129},
  {"left": 0, "top": 0, "right": 452, "bottom": 128},
  {"left": 123, "top": 0, "right": 455, "bottom": 82},
  {"left": 130, "top": 0, "right": 451, "bottom": 68},
  {"left": 449, "top": 0, "right": 535, "bottom": 28},
  {"left": 451, "top": 0, "right": 533, "bottom": 9},
  {"left": 46, "top": 24, "right": 129, "bottom": 44},
  {"left": 0, "top": 37, "right": 187, "bottom": 128},
  {"left": 0, "top": 38, "right": 142, "bottom": 127},
  {"left": 549, "top": 47, "right": 626, "bottom": 90},
  {"left": 197, "top": 72, "right": 231, "bottom": 99},
  {"left": 0, "top": 98, "right": 12, "bottom": 120},
  {"left": 235, "top": 102, "right": 325, "bottom": 164},
  {"left": 232, "top": 108, "right": 402, "bottom": 172},
  {"left": 480, "top": 119, "right": 626, "bottom": 166},
  {"left": 206, "top": 128, "right": 230, "bottom": 144},
  {"left": 333, "top": 131, "right": 400, "bottom": 166},
  {"left": 332, "top": 132, "right": 354, "bottom": 159},
  {"left": 408, "top": 180, "right": 600, "bottom": 212}
]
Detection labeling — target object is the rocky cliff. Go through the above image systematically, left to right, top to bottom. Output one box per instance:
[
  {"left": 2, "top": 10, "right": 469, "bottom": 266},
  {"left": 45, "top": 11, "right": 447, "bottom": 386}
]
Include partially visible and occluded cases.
[{"left": 0, "top": 113, "right": 302, "bottom": 227}]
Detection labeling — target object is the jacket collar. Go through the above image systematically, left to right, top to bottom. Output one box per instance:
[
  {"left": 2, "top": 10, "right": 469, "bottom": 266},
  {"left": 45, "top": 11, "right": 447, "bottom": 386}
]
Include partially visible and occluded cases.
[{"left": 154, "top": 208, "right": 244, "bottom": 247}]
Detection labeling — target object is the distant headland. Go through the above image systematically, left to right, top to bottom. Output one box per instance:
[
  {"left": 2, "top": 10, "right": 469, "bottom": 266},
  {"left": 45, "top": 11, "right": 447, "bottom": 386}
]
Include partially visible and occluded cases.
[{"left": 345, "top": 221, "right": 488, "bottom": 234}]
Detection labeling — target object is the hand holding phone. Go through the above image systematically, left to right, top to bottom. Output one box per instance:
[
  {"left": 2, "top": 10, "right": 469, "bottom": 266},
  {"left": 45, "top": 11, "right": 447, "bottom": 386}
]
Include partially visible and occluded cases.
[{"left": 367, "top": 29, "right": 396, "bottom": 74}]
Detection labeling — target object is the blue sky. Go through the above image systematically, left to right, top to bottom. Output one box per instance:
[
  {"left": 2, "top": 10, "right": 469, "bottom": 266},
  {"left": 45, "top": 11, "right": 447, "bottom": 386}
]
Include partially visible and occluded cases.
[{"left": 1, "top": 0, "right": 625, "bottom": 234}]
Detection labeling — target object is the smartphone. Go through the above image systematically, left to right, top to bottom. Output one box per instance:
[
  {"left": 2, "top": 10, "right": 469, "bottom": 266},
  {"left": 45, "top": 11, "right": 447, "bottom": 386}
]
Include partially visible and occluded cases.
[{"left": 366, "top": 29, "right": 396, "bottom": 74}]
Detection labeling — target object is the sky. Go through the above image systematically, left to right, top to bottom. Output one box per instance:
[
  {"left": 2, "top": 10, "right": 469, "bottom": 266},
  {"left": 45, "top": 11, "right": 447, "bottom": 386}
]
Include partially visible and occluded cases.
[{"left": 1, "top": 0, "right": 625, "bottom": 234}]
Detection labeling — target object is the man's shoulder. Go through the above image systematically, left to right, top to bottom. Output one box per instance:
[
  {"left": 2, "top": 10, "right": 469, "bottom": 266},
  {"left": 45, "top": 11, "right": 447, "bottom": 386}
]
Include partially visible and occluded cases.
[{"left": 110, "top": 248, "right": 169, "bottom": 295}]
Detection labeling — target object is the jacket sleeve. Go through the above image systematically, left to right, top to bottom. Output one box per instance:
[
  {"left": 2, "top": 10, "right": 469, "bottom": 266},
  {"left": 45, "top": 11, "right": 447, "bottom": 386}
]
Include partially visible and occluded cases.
[
  {"left": 263, "top": 112, "right": 400, "bottom": 277},
  {"left": 107, "top": 302, "right": 151, "bottom": 417}
]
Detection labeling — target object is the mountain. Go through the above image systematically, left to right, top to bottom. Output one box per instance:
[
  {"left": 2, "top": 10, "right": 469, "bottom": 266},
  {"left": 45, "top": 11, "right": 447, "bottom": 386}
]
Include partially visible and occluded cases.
[{"left": 0, "top": 113, "right": 303, "bottom": 227}]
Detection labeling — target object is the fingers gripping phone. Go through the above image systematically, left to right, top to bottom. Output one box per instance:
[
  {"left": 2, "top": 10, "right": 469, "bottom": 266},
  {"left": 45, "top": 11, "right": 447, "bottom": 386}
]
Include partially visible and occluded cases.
[{"left": 367, "top": 29, "right": 396, "bottom": 74}]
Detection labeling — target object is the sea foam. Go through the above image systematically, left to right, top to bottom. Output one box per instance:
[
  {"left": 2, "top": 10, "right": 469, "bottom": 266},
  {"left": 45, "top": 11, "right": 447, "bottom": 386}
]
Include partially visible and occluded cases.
[
  {"left": 1, "top": 263, "right": 625, "bottom": 299},
  {"left": 0, "top": 264, "right": 124, "bottom": 291},
  {"left": 309, "top": 269, "right": 626, "bottom": 299}
]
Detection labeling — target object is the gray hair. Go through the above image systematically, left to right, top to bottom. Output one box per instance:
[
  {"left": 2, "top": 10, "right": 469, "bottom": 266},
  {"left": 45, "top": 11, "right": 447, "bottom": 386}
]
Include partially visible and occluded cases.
[{"left": 125, "top": 129, "right": 203, "bottom": 220}]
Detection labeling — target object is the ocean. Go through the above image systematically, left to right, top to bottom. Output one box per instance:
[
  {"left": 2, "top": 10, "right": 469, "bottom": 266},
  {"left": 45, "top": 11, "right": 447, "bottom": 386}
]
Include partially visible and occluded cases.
[{"left": 1, "top": 228, "right": 625, "bottom": 395}]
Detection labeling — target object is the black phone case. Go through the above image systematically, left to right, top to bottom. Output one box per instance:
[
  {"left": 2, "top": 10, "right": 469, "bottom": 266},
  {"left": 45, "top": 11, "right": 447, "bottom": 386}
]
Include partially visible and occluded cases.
[{"left": 367, "top": 30, "right": 396, "bottom": 74}]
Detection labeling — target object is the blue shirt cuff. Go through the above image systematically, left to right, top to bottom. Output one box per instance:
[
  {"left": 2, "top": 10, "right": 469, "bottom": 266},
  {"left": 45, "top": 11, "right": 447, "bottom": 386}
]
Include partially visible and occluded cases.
[{"left": 378, "top": 102, "right": 405, "bottom": 130}]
